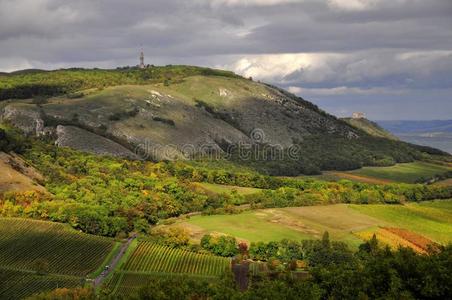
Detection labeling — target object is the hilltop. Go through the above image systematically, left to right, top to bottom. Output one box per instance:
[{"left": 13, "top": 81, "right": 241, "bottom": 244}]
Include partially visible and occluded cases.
[
  {"left": 0, "top": 66, "right": 448, "bottom": 175},
  {"left": 342, "top": 117, "right": 398, "bottom": 140}
]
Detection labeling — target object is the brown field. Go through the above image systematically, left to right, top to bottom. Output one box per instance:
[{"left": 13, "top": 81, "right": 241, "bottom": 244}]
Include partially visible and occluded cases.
[
  {"left": 324, "top": 171, "right": 394, "bottom": 184},
  {"left": 354, "top": 227, "right": 438, "bottom": 253},
  {"left": 355, "top": 227, "right": 424, "bottom": 253},
  {"left": 382, "top": 227, "right": 439, "bottom": 252}
]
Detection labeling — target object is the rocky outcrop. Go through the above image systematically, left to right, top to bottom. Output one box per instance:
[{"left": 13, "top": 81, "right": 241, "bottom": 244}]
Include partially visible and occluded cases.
[
  {"left": 2, "top": 104, "right": 44, "bottom": 135},
  {"left": 55, "top": 125, "right": 139, "bottom": 160}
]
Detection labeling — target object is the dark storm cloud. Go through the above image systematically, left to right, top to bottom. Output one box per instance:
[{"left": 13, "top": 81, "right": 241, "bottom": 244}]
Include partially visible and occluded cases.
[{"left": 0, "top": 0, "right": 451, "bottom": 119}]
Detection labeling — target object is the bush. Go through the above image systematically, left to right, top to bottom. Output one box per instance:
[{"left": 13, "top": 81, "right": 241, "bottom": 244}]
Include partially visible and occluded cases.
[
  {"left": 150, "top": 227, "right": 190, "bottom": 248},
  {"left": 200, "top": 234, "right": 238, "bottom": 257}
]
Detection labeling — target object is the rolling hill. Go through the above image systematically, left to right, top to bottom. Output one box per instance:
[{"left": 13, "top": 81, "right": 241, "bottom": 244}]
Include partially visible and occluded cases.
[{"left": 0, "top": 67, "right": 449, "bottom": 175}]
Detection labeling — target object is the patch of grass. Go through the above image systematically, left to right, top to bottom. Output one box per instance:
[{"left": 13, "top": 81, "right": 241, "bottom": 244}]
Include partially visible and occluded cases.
[
  {"left": 347, "top": 162, "right": 451, "bottom": 183},
  {"left": 194, "top": 182, "right": 262, "bottom": 195},
  {"left": 418, "top": 199, "right": 452, "bottom": 211},
  {"left": 186, "top": 211, "right": 314, "bottom": 243}
]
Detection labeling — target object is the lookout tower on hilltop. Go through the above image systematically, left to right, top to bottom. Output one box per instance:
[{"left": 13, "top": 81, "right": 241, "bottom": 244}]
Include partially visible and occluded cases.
[{"left": 139, "top": 51, "right": 145, "bottom": 69}]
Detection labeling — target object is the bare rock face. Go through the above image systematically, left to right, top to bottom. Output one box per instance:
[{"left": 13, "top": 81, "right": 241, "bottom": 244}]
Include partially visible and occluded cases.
[
  {"left": 1, "top": 76, "right": 360, "bottom": 161},
  {"left": 2, "top": 105, "right": 44, "bottom": 135},
  {"left": 55, "top": 125, "right": 139, "bottom": 160}
]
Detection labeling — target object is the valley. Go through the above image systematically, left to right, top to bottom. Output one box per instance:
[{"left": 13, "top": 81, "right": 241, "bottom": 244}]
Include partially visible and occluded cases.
[
  {"left": 1, "top": 0, "right": 452, "bottom": 298},
  {"left": 0, "top": 67, "right": 451, "bottom": 299}
]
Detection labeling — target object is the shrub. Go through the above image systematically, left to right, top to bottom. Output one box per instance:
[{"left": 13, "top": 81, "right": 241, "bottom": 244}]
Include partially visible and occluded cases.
[{"left": 200, "top": 234, "right": 238, "bottom": 257}]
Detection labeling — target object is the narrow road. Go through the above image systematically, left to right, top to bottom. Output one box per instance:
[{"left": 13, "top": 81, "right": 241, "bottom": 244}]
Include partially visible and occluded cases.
[{"left": 93, "top": 235, "right": 136, "bottom": 288}]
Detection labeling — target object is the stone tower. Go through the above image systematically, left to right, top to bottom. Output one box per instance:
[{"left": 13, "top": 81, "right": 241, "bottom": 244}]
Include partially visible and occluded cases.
[{"left": 139, "top": 51, "right": 145, "bottom": 69}]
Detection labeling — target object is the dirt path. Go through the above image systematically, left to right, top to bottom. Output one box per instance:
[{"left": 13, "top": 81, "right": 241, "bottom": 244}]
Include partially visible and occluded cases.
[{"left": 93, "top": 236, "right": 136, "bottom": 288}]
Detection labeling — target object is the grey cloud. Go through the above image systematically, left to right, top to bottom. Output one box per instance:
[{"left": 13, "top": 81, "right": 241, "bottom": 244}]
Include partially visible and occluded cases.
[{"left": 0, "top": 0, "right": 451, "bottom": 120}]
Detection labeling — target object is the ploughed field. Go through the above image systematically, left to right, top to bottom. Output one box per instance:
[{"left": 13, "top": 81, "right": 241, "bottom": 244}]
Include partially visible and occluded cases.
[
  {"left": 168, "top": 200, "right": 452, "bottom": 251},
  {"left": 0, "top": 218, "right": 114, "bottom": 299},
  {"left": 105, "top": 241, "right": 230, "bottom": 296}
]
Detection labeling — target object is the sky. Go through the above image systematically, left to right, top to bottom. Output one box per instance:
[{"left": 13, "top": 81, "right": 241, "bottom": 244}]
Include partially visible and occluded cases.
[{"left": 0, "top": 0, "right": 451, "bottom": 120}]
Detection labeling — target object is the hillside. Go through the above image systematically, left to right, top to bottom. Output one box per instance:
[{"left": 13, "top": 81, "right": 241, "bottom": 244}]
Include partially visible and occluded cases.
[
  {"left": 0, "top": 67, "right": 449, "bottom": 175},
  {"left": 342, "top": 117, "right": 398, "bottom": 140},
  {"left": 0, "top": 125, "right": 451, "bottom": 298},
  {"left": 0, "top": 151, "right": 46, "bottom": 194}
]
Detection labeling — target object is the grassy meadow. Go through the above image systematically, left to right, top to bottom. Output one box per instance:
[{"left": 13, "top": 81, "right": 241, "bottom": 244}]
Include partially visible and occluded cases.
[
  {"left": 346, "top": 162, "right": 451, "bottom": 183},
  {"left": 171, "top": 200, "right": 452, "bottom": 250}
]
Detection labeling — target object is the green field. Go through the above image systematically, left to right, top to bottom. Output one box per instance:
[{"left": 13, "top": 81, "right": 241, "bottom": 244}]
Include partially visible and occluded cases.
[
  {"left": 347, "top": 162, "right": 451, "bottom": 183},
  {"left": 195, "top": 182, "right": 262, "bottom": 195},
  {"left": 175, "top": 200, "right": 452, "bottom": 249},
  {"left": 184, "top": 210, "right": 314, "bottom": 243},
  {"left": 0, "top": 218, "right": 114, "bottom": 299},
  {"left": 106, "top": 241, "right": 230, "bottom": 296}
]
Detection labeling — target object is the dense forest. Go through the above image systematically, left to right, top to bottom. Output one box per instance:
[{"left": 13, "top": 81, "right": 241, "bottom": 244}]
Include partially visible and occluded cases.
[
  {"left": 1, "top": 126, "right": 451, "bottom": 237},
  {"left": 226, "top": 133, "right": 448, "bottom": 175}
]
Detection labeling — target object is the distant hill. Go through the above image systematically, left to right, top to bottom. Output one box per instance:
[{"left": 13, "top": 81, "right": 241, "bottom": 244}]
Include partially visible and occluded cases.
[
  {"left": 0, "top": 67, "right": 448, "bottom": 175},
  {"left": 342, "top": 118, "right": 398, "bottom": 140},
  {"left": 378, "top": 120, "right": 452, "bottom": 154},
  {"left": 378, "top": 120, "right": 452, "bottom": 134}
]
